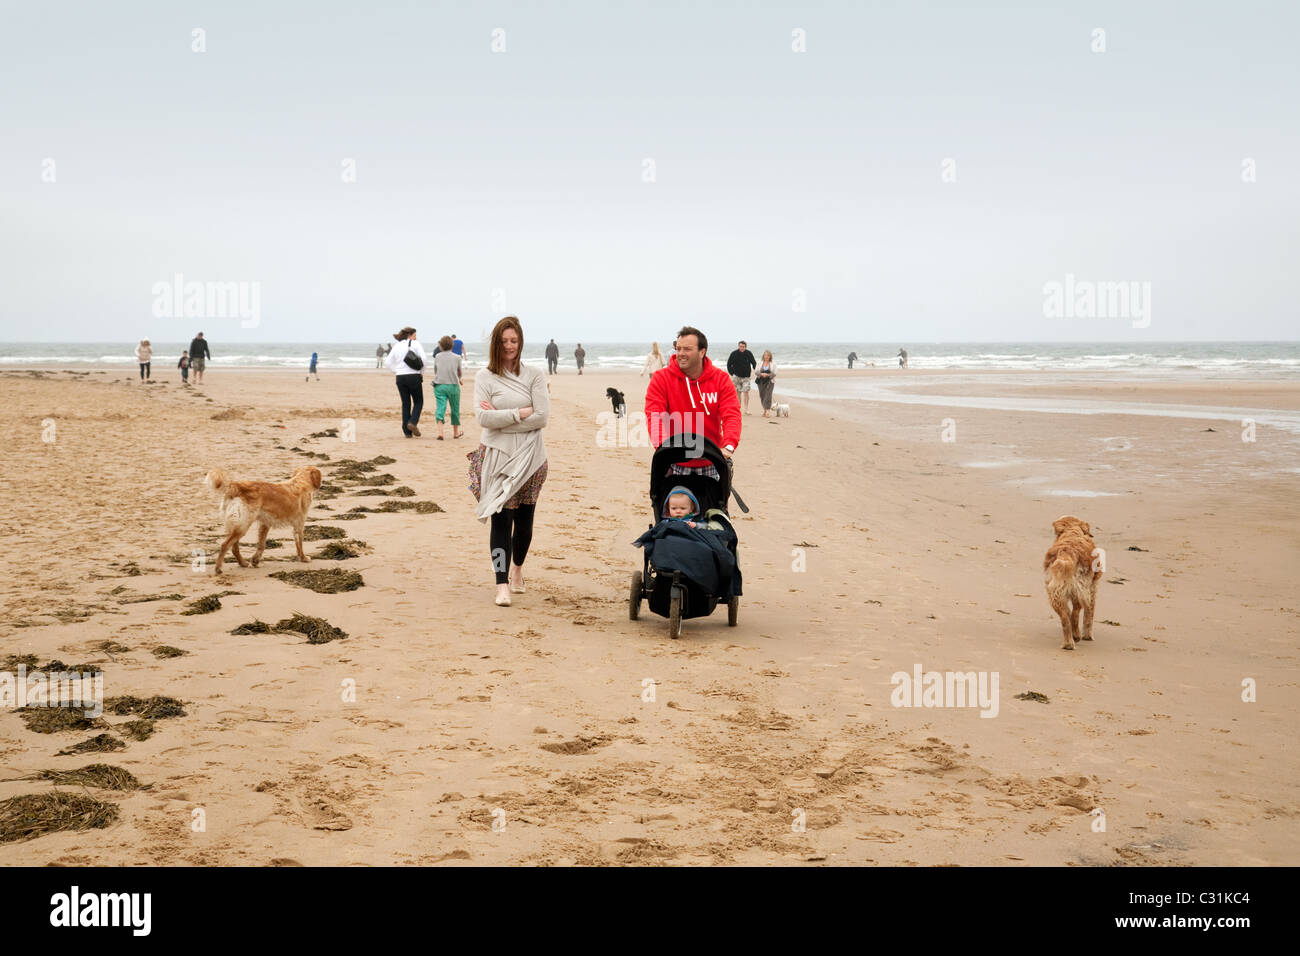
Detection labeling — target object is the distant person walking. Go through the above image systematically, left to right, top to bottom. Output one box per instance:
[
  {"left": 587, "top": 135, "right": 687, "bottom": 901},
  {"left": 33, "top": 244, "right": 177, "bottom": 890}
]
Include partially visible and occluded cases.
[
  {"left": 470, "top": 316, "right": 550, "bottom": 607},
  {"left": 385, "top": 326, "right": 428, "bottom": 437},
  {"left": 188, "top": 332, "right": 210, "bottom": 385},
  {"left": 452, "top": 333, "right": 465, "bottom": 359},
  {"left": 433, "top": 335, "right": 464, "bottom": 440},
  {"left": 135, "top": 339, "right": 152, "bottom": 381},
  {"left": 545, "top": 339, "right": 560, "bottom": 374},
  {"left": 726, "top": 340, "right": 758, "bottom": 415},
  {"left": 641, "top": 342, "right": 666, "bottom": 376},
  {"left": 376, "top": 344, "right": 386, "bottom": 368},
  {"left": 574, "top": 344, "right": 586, "bottom": 374},
  {"left": 897, "top": 348, "right": 908, "bottom": 369},
  {"left": 178, "top": 350, "right": 190, "bottom": 384},
  {"left": 756, "top": 350, "right": 776, "bottom": 416},
  {"left": 307, "top": 351, "right": 319, "bottom": 382},
  {"left": 847, "top": 351, "right": 858, "bottom": 369}
]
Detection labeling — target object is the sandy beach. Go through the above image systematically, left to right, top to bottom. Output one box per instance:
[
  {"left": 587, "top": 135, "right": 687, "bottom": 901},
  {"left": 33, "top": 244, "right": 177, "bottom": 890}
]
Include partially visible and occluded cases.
[{"left": 0, "top": 363, "right": 1296, "bottom": 866}]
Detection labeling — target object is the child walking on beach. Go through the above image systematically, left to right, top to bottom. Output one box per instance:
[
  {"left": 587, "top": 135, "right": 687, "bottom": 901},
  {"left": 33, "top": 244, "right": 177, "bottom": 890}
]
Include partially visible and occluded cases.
[
  {"left": 178, "top": 350, "right": 189, "bottom": 384},
  {"left": 307, "top": 351, "right": 319, "bottom": 381}
]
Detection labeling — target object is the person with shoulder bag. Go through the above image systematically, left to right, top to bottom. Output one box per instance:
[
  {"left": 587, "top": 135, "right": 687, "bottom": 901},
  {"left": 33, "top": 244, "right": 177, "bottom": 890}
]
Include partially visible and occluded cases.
[{"left": 385, "top": 326, "right": 428, "bottom": 437}]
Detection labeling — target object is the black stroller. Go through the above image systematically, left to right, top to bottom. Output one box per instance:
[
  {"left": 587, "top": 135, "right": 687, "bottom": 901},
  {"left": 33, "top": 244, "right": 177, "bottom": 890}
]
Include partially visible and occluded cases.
[{"left": 629, "top": 433, "right": 742, "bottom": 639}]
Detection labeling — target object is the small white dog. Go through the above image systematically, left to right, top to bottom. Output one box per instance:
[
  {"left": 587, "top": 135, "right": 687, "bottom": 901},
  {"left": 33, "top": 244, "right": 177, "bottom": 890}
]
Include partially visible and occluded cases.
[{"left": 775, "top": 404, "right": 790, "bottom": 417}]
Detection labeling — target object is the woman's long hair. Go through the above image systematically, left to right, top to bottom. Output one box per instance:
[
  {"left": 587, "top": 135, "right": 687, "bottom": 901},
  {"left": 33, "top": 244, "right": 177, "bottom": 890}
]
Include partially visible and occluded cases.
[
  {"left": 488, "top": 316, "right": 524, "bottom": 375},
  {"left": 651, "top": 342, "right": 662, "bottom": 359},
  {"left": 762, "top": 349, "right": 773, "bottom": 364}
]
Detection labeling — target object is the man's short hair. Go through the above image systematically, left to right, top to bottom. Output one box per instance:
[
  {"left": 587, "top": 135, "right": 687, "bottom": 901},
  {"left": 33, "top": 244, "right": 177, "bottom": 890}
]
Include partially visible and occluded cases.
[
  {"left": 676, "top": 326, "right": 707, "bottom": 354},
  {"left": 738, "top": 340, "right": 746, "bottom": 346}
]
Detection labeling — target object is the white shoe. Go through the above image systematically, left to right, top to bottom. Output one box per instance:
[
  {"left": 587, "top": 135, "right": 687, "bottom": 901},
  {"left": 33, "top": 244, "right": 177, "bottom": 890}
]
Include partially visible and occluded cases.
[{"left": 495, "top": 588, "right": 511, "bottom": 607}]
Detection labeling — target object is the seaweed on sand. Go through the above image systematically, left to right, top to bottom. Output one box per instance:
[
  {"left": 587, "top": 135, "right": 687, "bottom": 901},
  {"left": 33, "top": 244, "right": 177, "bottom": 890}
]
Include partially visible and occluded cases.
[
  {"left": 313, "top": 541, "right": 365, "bottom": 560},
  {"left": 269, "top": 568, "right": 363, "bottom": 593},
  {"left": 181, "top": 594, "right": 222, "bottom": 615},
  {"left": 274, "top": 613, "right": 348, "bottom": 644},
  {"left": 103, "top": 696, "right": 186, "bottom": 719},
  {"left": 57, "top": 734, "right": 126, "bottom": 756},
  {"left": 8, "top": 764, "right": 142, "bottom": 791},
  {"left": 0, "top": 792, "right": 119, "bottom": 844}
]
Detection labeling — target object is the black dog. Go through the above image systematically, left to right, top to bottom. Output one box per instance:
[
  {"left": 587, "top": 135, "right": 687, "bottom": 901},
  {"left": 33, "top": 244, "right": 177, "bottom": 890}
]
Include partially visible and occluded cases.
[{"left": 606, "top": 387, "right": 627, "bottom": 418}]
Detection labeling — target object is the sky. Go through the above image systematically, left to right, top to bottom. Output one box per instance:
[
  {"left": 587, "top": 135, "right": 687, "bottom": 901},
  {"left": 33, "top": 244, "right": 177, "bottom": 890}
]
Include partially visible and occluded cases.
[{"left": 1, "top": 0, "right": 1296, "bottom": 343}]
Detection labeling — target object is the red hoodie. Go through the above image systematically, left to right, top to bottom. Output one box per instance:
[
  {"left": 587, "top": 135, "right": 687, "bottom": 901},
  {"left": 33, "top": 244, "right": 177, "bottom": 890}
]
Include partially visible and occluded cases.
[{"left": 644, "top": 355, "right": 742, "bottom": 452}]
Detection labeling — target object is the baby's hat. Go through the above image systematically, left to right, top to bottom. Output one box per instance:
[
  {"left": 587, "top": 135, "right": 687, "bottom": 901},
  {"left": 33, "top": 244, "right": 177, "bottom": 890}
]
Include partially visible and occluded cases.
[{"left": 663, "top": 485, "right": 700, "bottom": 518}]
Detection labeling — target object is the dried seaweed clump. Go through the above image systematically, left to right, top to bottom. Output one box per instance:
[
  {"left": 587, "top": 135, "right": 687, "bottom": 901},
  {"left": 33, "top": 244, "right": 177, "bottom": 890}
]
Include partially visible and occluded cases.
[
  {"left": 349, "top": 501, "right": 442, "bottom": 515},
  {"left": 303, "top": 525, "right": 347, "bottom": 541},
  {"left": 314, "top": 541, "right": 365, "bottom": 560},
  {"left": 269, "top": 568, "right": 363, "bottom": 593},
  {"left": 181, "top": 594, "right": 222, "bottom": 615},
  {"left": 275, "top": 613, "right": 348, "bottom": 644},
  {"left": 230, "top": 620, "right": 273, "bottom": 635},
  {"left": 152, "top": 645, "right": 187, "bottom": 658},
  {"left": 103, "top": 695, "right": 187, "bottom": 719},
  {"left": 16, "top": 708, "right": 101, "bottom": 735},
  {"left": 119, "top": 720, "right": 156, "bottom": 741},
  {"left": 57, "top": 734, "right": 126, "bottom": 756},
  {"left": 22, "top": 765, "right": 142, "bottom": 791},
  {"left": 0, "top": 792, "right": 119, "bottom": 844}
]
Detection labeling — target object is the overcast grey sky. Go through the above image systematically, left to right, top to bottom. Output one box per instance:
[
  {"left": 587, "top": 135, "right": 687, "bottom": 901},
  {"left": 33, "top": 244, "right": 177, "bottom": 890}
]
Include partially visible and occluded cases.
[{"left": 1, "top": 0, "right": 1295, "bottom": 343}]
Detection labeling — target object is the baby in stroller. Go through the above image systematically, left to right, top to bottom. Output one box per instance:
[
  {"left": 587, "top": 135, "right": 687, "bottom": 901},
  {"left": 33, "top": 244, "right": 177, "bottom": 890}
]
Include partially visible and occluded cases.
[
  {"left": 630, "top": 434, "right": 742, "bottom": 637},
  {"left": 663, "top": 486, "right": 725, "bottom": 531}
]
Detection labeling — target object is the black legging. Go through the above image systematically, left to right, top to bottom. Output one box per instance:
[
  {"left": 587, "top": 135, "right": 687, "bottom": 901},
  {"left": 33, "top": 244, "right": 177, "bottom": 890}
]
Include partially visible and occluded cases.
[
  {"left": 139, "top": 362, "right": 150, "bottom": 379},
  {"left": 395, "top": 374, "right": 423, "bottom": 435},
  {"left": 490, "top": 504, "right": 536, "bottom": 584}
]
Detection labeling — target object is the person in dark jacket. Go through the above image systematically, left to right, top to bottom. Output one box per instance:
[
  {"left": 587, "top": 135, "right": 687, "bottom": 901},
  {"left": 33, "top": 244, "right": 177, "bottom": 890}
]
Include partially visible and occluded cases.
[
  {"left": 188, "top": 332, "right": 211, "bottom": 385},
  {"left": 545, "top": 339, "right": 560, "bottom": 374},
  {"left": 726, "top": 341, "right": 758, "bottom": 415},
  {"left": 574, "top": 344, "right": 586, "bottom": 374}
]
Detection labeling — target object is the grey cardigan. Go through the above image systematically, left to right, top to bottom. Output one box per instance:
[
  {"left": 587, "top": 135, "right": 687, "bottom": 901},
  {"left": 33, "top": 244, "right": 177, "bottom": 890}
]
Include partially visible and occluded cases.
[{"left": 473, "top": 363, "right": 549, "bottom": 519}]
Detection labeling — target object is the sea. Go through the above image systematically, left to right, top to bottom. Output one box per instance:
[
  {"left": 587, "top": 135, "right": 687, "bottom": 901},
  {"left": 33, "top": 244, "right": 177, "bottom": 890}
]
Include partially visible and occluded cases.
[{"left": 3, "top": 341, "right": 1299, "bottom": 376}]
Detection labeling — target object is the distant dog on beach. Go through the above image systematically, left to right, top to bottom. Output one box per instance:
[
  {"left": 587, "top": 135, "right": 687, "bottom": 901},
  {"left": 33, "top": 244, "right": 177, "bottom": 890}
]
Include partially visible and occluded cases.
[
  {"left": 606, "top": 387, "right": 627, "bottom": 418},
  {"left": 774, "top": 403, "right": 790, "bottom": 417},
  {"left": 204, "top": 466, "right": 322, "bottom": 573},
  {"left": 1043, "top": 515, "right": 1102, "bottom": 650}
]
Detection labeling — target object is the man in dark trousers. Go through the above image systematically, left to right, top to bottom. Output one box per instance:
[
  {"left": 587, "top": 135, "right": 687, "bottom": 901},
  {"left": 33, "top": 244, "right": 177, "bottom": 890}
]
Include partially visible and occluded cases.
[
  {"left": 188, "top": 332, "right": 211, "bottom": 385},
  {"left": 545, "top": 339, "right": 560, "bottom": 374},
  {"left": 726, "top": 340, "right": 758, "bottom": 415},
  {"left": 574, "top": 343, "right": 586, "bottom": 374}
]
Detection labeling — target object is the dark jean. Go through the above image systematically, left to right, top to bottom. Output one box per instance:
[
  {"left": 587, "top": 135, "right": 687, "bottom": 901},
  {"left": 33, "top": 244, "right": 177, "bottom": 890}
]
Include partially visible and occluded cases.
[{"left": 395, "top": 374, "right": 423, "bottom": 434}]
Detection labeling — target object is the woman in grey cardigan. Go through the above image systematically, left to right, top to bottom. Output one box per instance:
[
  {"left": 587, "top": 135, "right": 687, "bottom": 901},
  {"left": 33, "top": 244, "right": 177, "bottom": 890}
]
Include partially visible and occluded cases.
[{"left": 469, "top": 316, "right": 550, "bottom": 607}]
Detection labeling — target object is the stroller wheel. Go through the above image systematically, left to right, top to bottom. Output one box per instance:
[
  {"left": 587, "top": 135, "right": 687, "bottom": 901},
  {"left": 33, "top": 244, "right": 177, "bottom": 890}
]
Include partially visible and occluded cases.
[
  {"left": 629, "top": 570, "right": 643, "bottom": 621},
  {"left": 668, "top": 572, "right": 683, "bottom": 640},
  {"left": 727, "top": 595, "right": 739, "bottom": 626}
]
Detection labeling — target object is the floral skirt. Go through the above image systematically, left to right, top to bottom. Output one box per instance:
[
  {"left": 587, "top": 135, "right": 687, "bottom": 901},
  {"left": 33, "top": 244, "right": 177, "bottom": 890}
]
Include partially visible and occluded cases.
[{"left": 468, "top": 444, "right": 548, "bottom": 508}]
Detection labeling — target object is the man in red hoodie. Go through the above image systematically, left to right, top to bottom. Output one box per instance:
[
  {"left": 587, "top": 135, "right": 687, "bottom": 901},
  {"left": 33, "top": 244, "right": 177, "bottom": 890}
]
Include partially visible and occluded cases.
[{"left": 645, "top": 326, "right": 741, "bottom": 458}]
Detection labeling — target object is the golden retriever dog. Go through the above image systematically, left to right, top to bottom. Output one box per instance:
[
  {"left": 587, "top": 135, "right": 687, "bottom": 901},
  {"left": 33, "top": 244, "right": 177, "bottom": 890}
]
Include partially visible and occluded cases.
[
  {"left": 204, "top": 466, "right": 322, "bottom": 573},
  {"left": 1043, "top": 515, "right": 1102, "bottom": 650}
]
